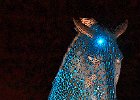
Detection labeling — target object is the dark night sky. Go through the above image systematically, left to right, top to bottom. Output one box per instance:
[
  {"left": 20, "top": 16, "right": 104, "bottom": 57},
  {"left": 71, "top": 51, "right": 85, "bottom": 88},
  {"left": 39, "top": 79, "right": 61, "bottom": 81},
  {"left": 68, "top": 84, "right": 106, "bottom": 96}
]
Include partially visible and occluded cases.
[{"left": 0, "top": 0, "right": 140, "bottom": 100}]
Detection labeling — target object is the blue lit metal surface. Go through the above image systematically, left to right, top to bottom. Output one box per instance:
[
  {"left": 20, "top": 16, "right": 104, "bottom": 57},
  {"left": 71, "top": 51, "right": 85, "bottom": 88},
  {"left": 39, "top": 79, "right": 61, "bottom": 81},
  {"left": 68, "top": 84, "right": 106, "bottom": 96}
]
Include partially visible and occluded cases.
[{"left": 48, "top": 23, "right": 123, "bottom": 100}]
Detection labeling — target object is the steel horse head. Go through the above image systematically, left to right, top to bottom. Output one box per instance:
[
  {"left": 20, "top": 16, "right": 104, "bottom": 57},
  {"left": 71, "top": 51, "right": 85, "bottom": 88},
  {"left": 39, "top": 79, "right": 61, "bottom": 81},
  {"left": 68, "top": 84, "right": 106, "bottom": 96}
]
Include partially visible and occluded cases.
[{"left": 48, "top": 18, "right": 128, "bottom": 100}]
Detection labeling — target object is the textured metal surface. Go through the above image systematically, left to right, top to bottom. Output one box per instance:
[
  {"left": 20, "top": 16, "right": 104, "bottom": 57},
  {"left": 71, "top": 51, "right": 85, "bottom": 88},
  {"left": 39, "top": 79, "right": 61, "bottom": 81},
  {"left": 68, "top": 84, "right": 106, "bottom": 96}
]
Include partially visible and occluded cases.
[
  {"left": 0, "top": 0, "right": 139, "bottom": 100},
  {"left": 48, "top": 23, "right": 123, "bottom": 100}
]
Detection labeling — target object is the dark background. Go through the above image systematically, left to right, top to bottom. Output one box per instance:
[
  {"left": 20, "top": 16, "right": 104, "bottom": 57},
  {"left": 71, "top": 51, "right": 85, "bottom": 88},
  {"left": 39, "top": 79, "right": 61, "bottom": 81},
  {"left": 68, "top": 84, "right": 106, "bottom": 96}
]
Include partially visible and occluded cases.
[{"left": 0, "top": 0, "right": 139, "bottom": 100}]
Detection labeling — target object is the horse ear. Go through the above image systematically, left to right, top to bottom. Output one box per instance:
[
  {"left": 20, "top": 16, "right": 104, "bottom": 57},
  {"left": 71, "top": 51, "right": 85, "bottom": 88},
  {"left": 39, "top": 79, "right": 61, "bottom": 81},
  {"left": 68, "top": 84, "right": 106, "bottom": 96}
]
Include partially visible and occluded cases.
[
  {"left": 73, "top": 18, "right": 96, "bottom": 38},
  {"left": 115, "top": 20, "right": 128, "bottom": 37}
]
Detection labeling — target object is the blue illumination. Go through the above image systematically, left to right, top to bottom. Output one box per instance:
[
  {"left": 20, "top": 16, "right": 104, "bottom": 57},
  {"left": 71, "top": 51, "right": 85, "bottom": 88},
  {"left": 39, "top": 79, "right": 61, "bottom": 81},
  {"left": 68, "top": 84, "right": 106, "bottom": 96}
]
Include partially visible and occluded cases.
[
  {"left": 48, "top": 23, "right": 124, "bottom": 100},
  {"left": 95, "top": 36, "right": 106, "bottom": 47},
  {"left": 97, "top": 38, "right": 104, "bottom": 45}
]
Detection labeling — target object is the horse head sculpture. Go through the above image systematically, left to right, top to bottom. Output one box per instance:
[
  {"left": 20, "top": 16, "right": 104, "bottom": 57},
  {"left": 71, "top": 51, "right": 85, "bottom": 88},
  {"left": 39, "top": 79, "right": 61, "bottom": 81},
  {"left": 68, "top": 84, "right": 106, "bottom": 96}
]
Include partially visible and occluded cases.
[{"left": 48, "top": 18, "right": 128, "bottom": 100}]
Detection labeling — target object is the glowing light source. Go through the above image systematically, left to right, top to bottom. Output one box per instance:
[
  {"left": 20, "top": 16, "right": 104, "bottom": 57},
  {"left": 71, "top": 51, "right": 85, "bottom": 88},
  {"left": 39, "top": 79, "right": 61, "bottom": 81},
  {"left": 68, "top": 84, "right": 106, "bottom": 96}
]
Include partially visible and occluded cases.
[{"left": 97, "top": 37, "right": 105, "bottom": 45}]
